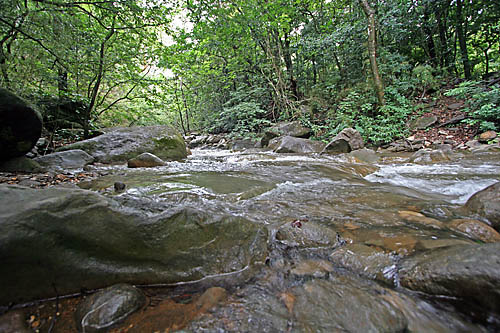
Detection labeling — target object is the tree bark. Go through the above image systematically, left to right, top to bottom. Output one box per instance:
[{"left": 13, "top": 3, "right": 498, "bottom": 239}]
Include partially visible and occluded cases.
[
  {"left": 359, "top": 0, "right": 385, "bottom": 106},
  {"left": 456, "top": 0, "right": 472, "bottom": 79},
  {"left": 84, "top": 19, "right": 115, "bottom": 138}
]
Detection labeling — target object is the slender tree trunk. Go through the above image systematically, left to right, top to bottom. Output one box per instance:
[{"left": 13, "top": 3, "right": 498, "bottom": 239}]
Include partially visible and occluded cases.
[
  {"left": 359, "top": 0, "right": 385, "bottom": 106},
  {"left": 456, "top": 0, "right": 471, "bottom": 79},
  {"left": 423, "top": 4, "right": 437, "bottom": 66},
  {"left": 84, "top": 20, "right": 115, "bottom": 138},
  {"left": 281, "top": 33, "right": 298, "bottom": 100},
  {"left": 57, "top": 67, "right": 68, "bottom": 98},
  {"left": 174, "top": 79, "right": 186, "bottom": 135},
  {"left": 180, "top": 79, "right": 191, "bottom": 133}
]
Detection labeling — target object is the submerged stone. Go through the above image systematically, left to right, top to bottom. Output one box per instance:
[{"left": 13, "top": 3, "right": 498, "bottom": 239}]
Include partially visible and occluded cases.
[
  {"left": 292, "top": 276, "right": 407, "bottom": 332},
  {"left": 75, "top": 284, "right": 146, "bottom": 333}
]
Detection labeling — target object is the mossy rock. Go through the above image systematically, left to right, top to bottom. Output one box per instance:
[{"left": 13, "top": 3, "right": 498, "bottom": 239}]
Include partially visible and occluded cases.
[{"left": 57, "top": 125, "right": 187, "bottom": 163}]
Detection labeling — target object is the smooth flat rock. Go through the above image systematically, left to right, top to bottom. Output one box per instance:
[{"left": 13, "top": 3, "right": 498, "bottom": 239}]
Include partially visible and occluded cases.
[{"left": 0, "top": 185, "right": 267, "bottom": 305}]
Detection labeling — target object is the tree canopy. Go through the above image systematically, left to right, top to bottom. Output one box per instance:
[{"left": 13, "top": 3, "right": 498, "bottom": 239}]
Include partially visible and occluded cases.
[{"left": 1, "top": 0, "right": 499, "bottom": 143}]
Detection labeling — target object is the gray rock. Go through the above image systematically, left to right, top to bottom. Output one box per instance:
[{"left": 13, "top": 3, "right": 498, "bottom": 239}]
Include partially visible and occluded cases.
[
  {"left": 0, "top": 88, "right": 42, "bottom": 161},
  {"left": 409, "top": 115, "right": 438, "bottom": 130},
  {"left": 271, "top": 121, "right": 311, "bottom": 138},
  {"left": 56, "top": 126, "right": 187, "bottom": 163},
  {"left": 322, "top": 128, "right": 364, "bottom": 154},
  {"left": 188, "top": 135, "right": 208, "bottom": 148},
  {"left": 268, "top": 136, "right": 325, "bottom": 154},
  {"left": 231, "top": 139, "right": 258, "bottom": 151},
  {"left": 349, "top": 148, "right": 379, "bottom": 163},
  {"left": 409, "top": 148, "right": 452, "bottom": 163},
  {"left": 33, "top": 149, "right": 94, "bottom": 171},
  {"left": 127, "top": 152, "right": 165, "bottom": 168},
  {"left": 0, "top": 156, "right": 44, "bottom": 172},
  {"left": 114, "top": 181, "right": 126, "bottom": 192},
  {"left": 464, "top": 182, "right": 500, "bottom": 230},
  {"left": 0, "top": 185, "right": 267, "bottom": 305},
  {"left": 275, "top": 220, "right": 340, "bottom": 248},
  {"left": 400, "top": 243, "right": 500, "bottom": 314},
  {"left": 329, "top": 244, "right": 397, "bottom": 285},
  {"left": 292, "top": 277, "right": 408, "bottom": 332},
  {"left": 75, "top": 284, "right": 146, "bottom": 333}
]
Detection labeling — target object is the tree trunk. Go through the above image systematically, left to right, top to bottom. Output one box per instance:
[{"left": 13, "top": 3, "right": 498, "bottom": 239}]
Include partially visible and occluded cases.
[
  {"left": 359, "top": 0, "right": 385, "bottom": 106},
  {"left": 456, "top": 0, "right": 471, "bottom": 79},
  {"left": 423, "top": 4, "right": 437, "bottom": 66},
  {"left": 84, "top": 20, "right": 115, "bottom": 138},
  {"left": 281, "top": 33, "right": 299, "bottom": 100}
]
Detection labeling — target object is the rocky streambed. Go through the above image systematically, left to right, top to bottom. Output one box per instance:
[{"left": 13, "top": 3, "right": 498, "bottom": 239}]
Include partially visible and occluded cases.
[{"left": 1, "top": 147, "right": 500, "bottom": 332}]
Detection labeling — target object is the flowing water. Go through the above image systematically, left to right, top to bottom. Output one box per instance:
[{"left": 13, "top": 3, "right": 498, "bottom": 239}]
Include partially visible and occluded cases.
[{"left": 79, "top": 148, "right": 500, "bottom": 331}]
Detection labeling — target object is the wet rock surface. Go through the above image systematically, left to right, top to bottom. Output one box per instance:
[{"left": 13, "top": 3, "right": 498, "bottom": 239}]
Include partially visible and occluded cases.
[
  {"left": 3, "top": 148, "right": 500, "bottom": 332},
  {"left": 464, "top": 181, "right": 500, "bottom": 230},
  {"left": 0, "top": 185, "right": 267, "bottom": 305},
  {"left": 400, "top": 243, "right": 500, "bottom": 317},
  {"left": 74, "top": 284, "right": 146, "bottom": 333}
]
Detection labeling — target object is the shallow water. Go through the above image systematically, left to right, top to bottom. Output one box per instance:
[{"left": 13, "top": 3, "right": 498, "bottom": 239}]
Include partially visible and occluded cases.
[{"left": 78, "top": 148, "right": 500, "bottom": 331}]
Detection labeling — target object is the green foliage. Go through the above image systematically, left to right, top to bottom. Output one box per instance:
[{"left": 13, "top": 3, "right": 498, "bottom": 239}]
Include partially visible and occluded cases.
[
  {"left": 445, "top": 81, "right": 500, "bottom": 131},
  {"left": 321, "top": 84, "right": 412, "bottom": 145}
]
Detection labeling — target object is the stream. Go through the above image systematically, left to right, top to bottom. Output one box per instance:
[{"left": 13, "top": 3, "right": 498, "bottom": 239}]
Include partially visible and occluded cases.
[{"left": 75, "top": 148, "right": 500, "bottom": 332}]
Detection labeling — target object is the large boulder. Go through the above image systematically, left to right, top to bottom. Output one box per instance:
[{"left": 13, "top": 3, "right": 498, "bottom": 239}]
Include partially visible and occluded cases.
[
  {"left": 0, "top": 88, "right": 42, "bottom": 161},
  {"left": 408, "top": 115, "right": 438, "bottom": 130},
  {"left": 261, "top": 121, "right": 311, "bottom": 147},
  {"left": 56, "top": 125, "right": 187, "bottom": 163},
  {"left": 322, "top": 128, "right": 364, "bottom": 154},
  {"left": 268, "top": 136, "right": 325, "bottom": 154},
  {"left": 33, "top": 149, "right": 94, "bottom": 171},
  {"left": 464, "top": 182, "right": 500, "bottom": 230},
  {"left": 0, "top": 185, "right": 267, "bottom": 305},
  {"left": 399, "top": 243, "right": 500, "bottom": 315}
]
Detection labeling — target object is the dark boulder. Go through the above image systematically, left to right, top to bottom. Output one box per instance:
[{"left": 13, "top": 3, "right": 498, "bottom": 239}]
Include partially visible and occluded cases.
[
  {"left": 0, "top": 88, "right": 42, "bottom": 161},
  {"left": 261, "top": 121, "right": 311, "bottom": 147},
  {"left": 322, "top": 128, "right": 364, "bottom": 154},
  {"left": 464, "top": 182, "right": 500, "bottom": 230},
  {"left": 399, "top": 243, "right": 500, "bottom": 315}
]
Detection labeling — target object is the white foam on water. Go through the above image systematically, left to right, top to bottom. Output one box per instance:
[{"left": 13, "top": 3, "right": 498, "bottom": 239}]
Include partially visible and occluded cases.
[{"left": 364, "top": 163, "right": 500, "bottom": 204}]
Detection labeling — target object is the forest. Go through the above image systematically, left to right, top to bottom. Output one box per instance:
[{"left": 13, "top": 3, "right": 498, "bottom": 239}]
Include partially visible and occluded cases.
[{"left": 1, "top": 0, "right": 499, "bottom": 146}]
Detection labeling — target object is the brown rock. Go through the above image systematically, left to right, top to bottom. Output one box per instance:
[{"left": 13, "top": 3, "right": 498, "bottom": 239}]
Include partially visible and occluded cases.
[
  {"left": 478, "top": 130, "right": 497, "bottom": 143},
  {"left": 127, "top": 152, "right": 165, "bottom": 168},
  {"left": 464, "top": 182, "right": 500, "bottom": 230},
  {"left": 398, "top": 211, "right": 444, "bottom": 229},
  {"left": 449, "top": 219, "right": 500, "bottom": 243}
]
